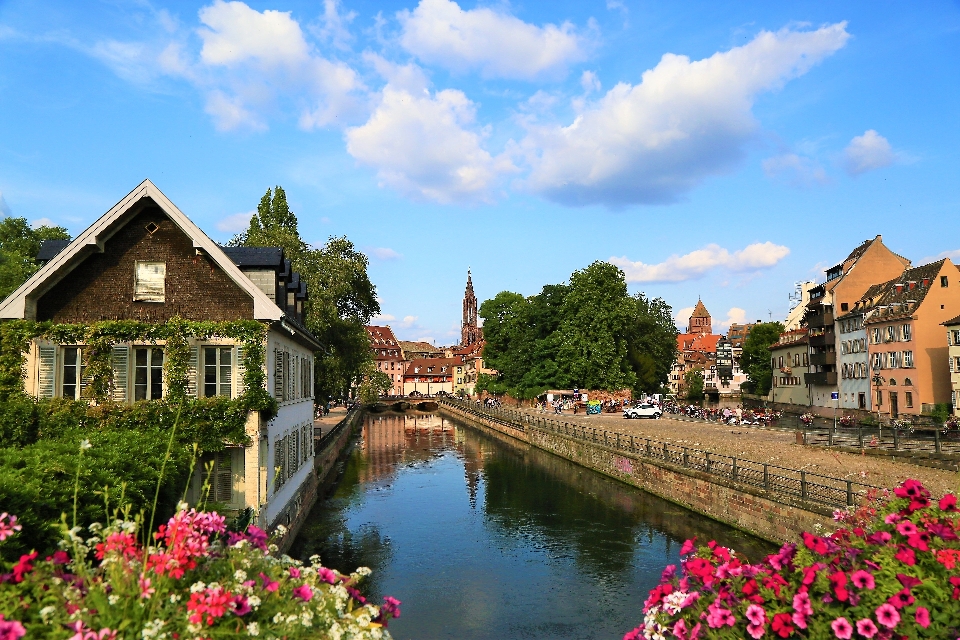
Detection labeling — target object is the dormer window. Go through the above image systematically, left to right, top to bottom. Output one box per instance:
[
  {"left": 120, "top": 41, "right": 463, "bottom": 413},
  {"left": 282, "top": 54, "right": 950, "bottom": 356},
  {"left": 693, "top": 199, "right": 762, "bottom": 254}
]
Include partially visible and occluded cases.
[{"left": 134, "top": 261, "right": 165, "bottom": 302}]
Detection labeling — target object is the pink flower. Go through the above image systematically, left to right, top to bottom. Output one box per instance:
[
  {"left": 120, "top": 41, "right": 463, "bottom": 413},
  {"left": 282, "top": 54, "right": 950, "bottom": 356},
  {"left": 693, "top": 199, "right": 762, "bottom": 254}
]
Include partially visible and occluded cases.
[
  {"left": 940, "top": 493, "right": 958, "bottom": 512},
  {"left": 884, "top": 513, "right": 900, "bottom": 524},
  {"left": 0, "top": 514, "right": 22, "bottom": 542},
  {"left": 896, "top": 521, "right": 918, "bottom": 536},
  {"left": 680, "top": 538, "right": 697, "bottom": 555},
  {"left": 289, "top": 567, "right": 301, "bottom": 579},
  {"left": 318, "top": 567, "right": 339, "bottom": 584},
  {"left": 850, "top": 570, "right": 875, "bottom": 590},
  {"left": 259, "top": 573, "right": 279, "bottom": 592},
  {"left": 138, "top": 575, "right": 155, "bottom": 599},
  {"left": 292, "top": 584, "right": 313, "bottom": 602},
  {"left": 793, "top": 591, "right": 813, "bottom": 616},
  {"left": 232, "top": 595, "right": 251, "bottom": 616},
  {"left": 705, "top": 601, "right": 735, "bottom": 629},
  {"left": 875, "top": 603, "right": 900, "bottom": 629},
  {"left": 745, "top": 604, "right": 767, "bottom": 626},
  {"left": 915, "top": 606, "right": 930, "bottom": 628},
  {"left": 0, "top": 615, "right": 26, "bottom": 640},
  {"left": 831, "top": 617, "right": 853, "bottom": 639},
  {"left": 855, "top": 618, "right": 878, "bottom": 638},
  {"left": 747, "top": 623, "right": 765, "bottom": 639}
]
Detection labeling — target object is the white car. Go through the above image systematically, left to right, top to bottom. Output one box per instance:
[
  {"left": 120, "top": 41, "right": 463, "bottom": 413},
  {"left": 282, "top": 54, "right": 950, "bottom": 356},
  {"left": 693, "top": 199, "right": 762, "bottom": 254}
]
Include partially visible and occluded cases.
[{"left": 623, "top": 403, "right": 662, "bottom": 419}]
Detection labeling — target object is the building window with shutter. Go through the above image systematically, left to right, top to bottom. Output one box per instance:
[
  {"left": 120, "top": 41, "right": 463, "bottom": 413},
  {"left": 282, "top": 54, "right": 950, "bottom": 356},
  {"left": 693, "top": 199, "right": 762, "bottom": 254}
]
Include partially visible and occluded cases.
[
  {"left": 133, "top": 261, "right": 166, "bottom": 302},
  {"left": 61, "top": 347, "right": 84, "bottom": 399},
  {"left": 134, "top": 347, "right": 164, "bottom": 400},
  {"left": 203, "top": 347, "right": 233, "bottom": 398},
  {"left": 905, "top": 392, "right": 913, "bottom": 408},
  {"left": 274, "top": 439, "right": 285, "bottom": 491},
  {"left": 201, "top": 450, "right": 234, "bottom": 504}
]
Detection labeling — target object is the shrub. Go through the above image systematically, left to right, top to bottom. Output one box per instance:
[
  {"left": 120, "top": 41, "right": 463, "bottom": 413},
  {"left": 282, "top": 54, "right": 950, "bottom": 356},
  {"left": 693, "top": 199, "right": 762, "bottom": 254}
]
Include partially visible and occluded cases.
[
  {"left": 625, "top": 480, "right": 960, "bottom": 639},
  {"left": 0, "top": 507, "right": 399, "bottom": 638}
]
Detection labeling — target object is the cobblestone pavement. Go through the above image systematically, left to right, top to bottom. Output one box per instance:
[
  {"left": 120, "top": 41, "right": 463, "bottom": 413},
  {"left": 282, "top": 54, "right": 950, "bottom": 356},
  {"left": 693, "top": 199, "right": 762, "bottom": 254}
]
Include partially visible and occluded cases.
[
  {"left": 314, "top": 407, "right": 349, "bottom": 437},
  {"left": 518, "top": 408, "right": 960, "bottom": 499}
]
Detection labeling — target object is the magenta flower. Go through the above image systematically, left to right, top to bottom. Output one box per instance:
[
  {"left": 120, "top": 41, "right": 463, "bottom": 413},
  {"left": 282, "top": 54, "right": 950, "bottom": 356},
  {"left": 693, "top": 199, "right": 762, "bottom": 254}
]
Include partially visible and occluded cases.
[
  {"left": 884, "top": 513, "right": 900, "bottom": 524},
  {"left": 896, "top": 521, "right": 918, "bottom": 536},
  {"left": 680, "top": 538, "right": 697, "bottom": 555},
  {"left": 289, "top": 567, "right": 301, "bottom": 579},
  {"left": 318, "top": 567, "right": 339, "bottom": 584},
  {"left": 850, "top": 570, "right": 875, "bottom": 590},
  {"left": 258, "top": 573, "right": 279, "bottom": 592},
  {"left": 292, "top": 584, "right": 313, "bottom": 602},
  {"left": 792, "top": 591, "right": 813, "bottom": 616},
  {"left": 232, "top": 595, "right": 251, "bottom": 616},
  {"left": 705, "top": 601, "right": 735, "bottom": 629},
  {"left": 875, "top": 603, "right": 900, "bottom": 629},
  {"left": 914, "top": 606, "right": 930, "bottom": 628},
  {"left": 0, "top": 615, "right": 26, "bottom": 640},
  {"left": 830, "top": 617, "right": 853, "bottom": 639},
  {"left": 855, "top": 618, "right": 878, "bottom": 638},
  {"left": 747, "top": 623, "right": 765, "bottom": 639}
]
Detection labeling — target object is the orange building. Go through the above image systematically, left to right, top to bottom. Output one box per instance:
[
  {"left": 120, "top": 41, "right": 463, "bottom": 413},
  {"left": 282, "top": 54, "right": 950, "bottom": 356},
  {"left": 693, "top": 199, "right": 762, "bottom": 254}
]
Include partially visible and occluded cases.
[
  {"left": 865, "top": 259, "right": 960, "bottom": 418},
  {"left": 670, "top": 301, "right": 721, "bottom": 396},
  {"left": 365, "top": 325, "right": 405, "bottom": 396}
]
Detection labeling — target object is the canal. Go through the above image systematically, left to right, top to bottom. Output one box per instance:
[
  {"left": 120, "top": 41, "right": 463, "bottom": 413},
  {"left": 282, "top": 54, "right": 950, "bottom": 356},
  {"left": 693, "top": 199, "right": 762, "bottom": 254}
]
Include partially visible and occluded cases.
[{"left": 290, "top": 411, "right": 774, "bottom": 639}]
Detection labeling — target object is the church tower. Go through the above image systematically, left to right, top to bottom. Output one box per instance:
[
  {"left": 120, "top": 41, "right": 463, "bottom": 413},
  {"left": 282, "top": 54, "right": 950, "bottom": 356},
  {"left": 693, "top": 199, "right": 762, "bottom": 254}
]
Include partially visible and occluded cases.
[
  {"left": 462, "top": 270, "right": 479, "bottom": 346},
  {"left": 686, "top": 298, "right": 712, "bottom": 335}
]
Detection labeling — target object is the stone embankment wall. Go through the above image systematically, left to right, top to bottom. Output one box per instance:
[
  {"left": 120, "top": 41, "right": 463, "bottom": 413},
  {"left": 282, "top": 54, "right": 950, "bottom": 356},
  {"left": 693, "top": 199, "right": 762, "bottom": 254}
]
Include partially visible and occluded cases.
[{"left": 440, "top": 403, "right": 833, "bottom": 544}]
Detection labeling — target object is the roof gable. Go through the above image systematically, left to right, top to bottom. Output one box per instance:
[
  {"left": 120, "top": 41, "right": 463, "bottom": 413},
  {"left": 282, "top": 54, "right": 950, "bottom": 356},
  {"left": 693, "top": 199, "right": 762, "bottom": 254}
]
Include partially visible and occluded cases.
[{"left": 0, "top": 180, "right": 283, "bottom": 321}]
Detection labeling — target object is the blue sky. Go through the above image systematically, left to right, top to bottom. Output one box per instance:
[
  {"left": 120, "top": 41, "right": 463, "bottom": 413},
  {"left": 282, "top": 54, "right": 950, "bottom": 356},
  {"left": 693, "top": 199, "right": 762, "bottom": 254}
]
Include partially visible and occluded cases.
[{"left": 1, "top": 1, "right": 958, "bottom": 344}]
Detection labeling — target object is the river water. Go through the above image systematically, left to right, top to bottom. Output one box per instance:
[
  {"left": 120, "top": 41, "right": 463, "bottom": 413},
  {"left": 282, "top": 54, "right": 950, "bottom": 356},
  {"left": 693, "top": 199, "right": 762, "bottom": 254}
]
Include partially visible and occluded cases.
[{"left": 290, "top": 411, "right": 774, "bottom": 639}]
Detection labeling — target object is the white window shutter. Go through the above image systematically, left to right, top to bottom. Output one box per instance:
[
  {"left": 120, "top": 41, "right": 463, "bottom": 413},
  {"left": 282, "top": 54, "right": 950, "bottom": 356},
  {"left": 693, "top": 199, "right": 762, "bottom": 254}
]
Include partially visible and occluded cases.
[
  {"left": 111, "top": 345, "right": 129, "bottom": 403},
  {"left": 38, "top": 346, "right": 56, "bottom": 399},
  {"left": 235, "top": 346, "right": 245, "bottom": 395},
  {"left": 186, "top": 347, "right": 199, "bottom": 397},
  {"left": 80, "top": 349, "right": 94, "bottom": 398},
  {"left": 274, "top": 349, "right": 284, "bottom": 400},
  {"left": 215, "top": 450, "right": 233, "bottom": 504}
]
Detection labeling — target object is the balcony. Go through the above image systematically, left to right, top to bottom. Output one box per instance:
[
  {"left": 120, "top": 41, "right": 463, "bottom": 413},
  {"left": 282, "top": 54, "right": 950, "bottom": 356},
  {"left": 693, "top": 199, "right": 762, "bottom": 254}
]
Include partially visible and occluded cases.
[
  {"left": 805, "top": 310, "right": 835, "bottom": 329},
  {"left": 808, "top": 333, "right": 834, "bottom": 348},
  {"left": 809, "top": 352, "right": 836, "bottom": 366},
  {"left": 804, "top": 371, "right": 838, "bottom": 386}
]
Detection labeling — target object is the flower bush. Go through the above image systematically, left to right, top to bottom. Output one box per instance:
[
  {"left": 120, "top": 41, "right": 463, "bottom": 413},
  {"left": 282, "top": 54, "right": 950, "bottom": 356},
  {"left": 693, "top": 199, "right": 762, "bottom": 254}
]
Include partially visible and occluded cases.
[
  {"left": 799, "top": 414, "right": 815, "bottom": 426},
  {"left": 838, "top": 415, "right": 856, "bottom": 428},
  {"left": 626, "top": 480, "right": 960, "bottom": 639},
  {"left": 0, "top": 506, "right": 399, "bottom": 639}
]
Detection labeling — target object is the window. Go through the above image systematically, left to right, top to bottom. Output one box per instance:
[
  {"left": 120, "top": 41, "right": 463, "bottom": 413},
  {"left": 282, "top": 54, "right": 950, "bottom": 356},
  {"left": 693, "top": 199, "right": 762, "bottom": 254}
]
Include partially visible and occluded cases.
[
  {"left": 134, "top": 261, "right": 166, "bottom": 302},
  {"left": 942, "top": 276, "right": 949, "bottom": 288},
  {"left": 841, "top": 302, "right": 848, "bottom": 311},
  {"left": 901, "top": 324, "right": 912, "bottom": 341},
  {"left": 886, "top": 326, "right": 896, "bottom": 342},
  {"left": 954, "top": 331, "right": 960, "bottom": 345},
  {"left": 62, "top": 347, "right": 84, "bottom": 399},
  {"left": 134, "top": 347, "right": 164, "bottom": 400},
  {"left": 203, "top": 347, "right": 233, "bottom": 398},
  {"left": 902, "top": 351, "right": 914, "bottom": 368},
  {"left": 803, "top": 352, "right": 808, "bottom": 366},
  {"left": 873, "top": 352, "right": 882, "bottom": 370},
  {"left": 778, "top": 356, "right": 784, "bottom": 368},
  {"left": 903, "top": 378, "right": 913, "bottom": 386},
  {"left": 905, "top": 392, "right": 913, "bottom": 408},
  {"left": 858, "top": 393, "right": 866, "bottom": 409},
  {"left": 201, "top": 450, "right": 233, "bottom": 504}
]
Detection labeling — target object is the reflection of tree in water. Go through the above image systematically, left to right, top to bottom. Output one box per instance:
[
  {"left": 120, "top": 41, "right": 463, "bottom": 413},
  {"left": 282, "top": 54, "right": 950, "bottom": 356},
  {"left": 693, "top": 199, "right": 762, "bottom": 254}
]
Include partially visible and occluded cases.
[{"left": 474, "top": 424, "right": 775, "bottom": 577}]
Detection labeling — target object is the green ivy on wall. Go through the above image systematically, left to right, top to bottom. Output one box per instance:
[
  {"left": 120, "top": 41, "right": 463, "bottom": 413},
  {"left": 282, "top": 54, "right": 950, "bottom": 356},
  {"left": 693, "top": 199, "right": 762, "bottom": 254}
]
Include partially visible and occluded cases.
[{"left": 0, "top": 317, "right": 277, "bottom": 416}]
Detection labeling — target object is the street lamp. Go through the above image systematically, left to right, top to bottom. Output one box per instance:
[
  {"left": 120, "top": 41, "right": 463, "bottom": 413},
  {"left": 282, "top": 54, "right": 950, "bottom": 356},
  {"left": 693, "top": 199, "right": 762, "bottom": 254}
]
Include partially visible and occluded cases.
[{"left": 872, "top": 372, "right": 885, "bottom": 439}]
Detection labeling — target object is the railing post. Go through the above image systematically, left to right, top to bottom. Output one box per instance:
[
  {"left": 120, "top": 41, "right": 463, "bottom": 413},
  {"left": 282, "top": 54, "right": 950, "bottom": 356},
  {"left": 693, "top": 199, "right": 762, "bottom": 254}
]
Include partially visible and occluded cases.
[
  {"left": 828, "top": 426, "right": 834, "bottom": 447},
  {"left": 858, "top": 426, "right": 864, "bottom": 449},
  {"left": 894, "top": 427, "right": 900, "bottom": 450},
  {"left": 935, "top": 428, "right": 942, "bottom": 454},
  {"left": 616, "top": 433, "right": 621, "bottom": 449},
  {"left": 630, "top": 435, "right": 635, "bottom": 452},
  {"left": 646, "top": 439, "right": 652, "bottom": 456},
  {"left": 663, "top": 443, "right": 669, "bottom": 462},
  {"left": 682, "top": 447, "right": 689, "bottom": 468},
  {"left": 705, "top": 452, "right": 711, "bottom": 474},
  {"left": 732, "top": 457, "right": 738, "bottom": 482},
  {"left": 763, "top": 464, "right": 769, "bottom": 490},
  {"left": 801, "top": 471, "right": 807, "bottom": 500},
  {"left": 846, "top": 480, "right": 853, "bottom": 506}
]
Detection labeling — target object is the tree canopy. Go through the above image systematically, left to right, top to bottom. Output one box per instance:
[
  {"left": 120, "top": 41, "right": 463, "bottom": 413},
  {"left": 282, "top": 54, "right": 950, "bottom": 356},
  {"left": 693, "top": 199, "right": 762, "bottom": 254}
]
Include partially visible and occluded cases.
[
  {"left": 232, "top": 187, "right": 379, "bottom": 401},
  {"left": 0, "top": 217, "right": 71, "bottom": 300},
  {"left": 478, "top": 261, "right": 677, "bottom": 399},
  {"left": 740, "top": 321, "right": 784, "bottom": 396}
]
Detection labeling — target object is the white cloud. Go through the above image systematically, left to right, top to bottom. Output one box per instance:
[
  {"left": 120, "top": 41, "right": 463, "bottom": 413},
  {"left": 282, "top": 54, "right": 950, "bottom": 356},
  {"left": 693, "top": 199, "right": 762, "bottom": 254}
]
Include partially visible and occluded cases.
[
  {"left": 314, "top": 0, "right": 356, "bottom": 51},
  {"left": 397, "top": 0, "right": 592, "bottom": 80},
  {"left": 197, "top": 1, "right": 310, "bottom": 66},
  {"left": 520, "top": 23, "right": 849, "bottom": 206},
  {"left": 580, "top": 70, "right": 601, "bottom": 94},
  {"left": 346, "top": 72, "right": 515, "bottom": 203},
  {"left": 843, "top": 129, "right": 895, "bottom": 176},
  {"left": 762, "top": 153, "right": 829, "bottom": 187},
  {"left": 0, "top": 191, "right": 11, "bottom": 217},
  {"left": 216, "top": 210, "right": 254, "bottom": 233},
  {"left": 30, "top": 218, "right": 56, "bottom": 229},
  {"left": 610, "top": 241, "right": 791, "bottom": 283},
  {"left": 370, "top": 247, "right": 403, "bottom": 260},
  {"left": 920, "top": 248, "right": 960, "bottom": 264},
  {"left": 674, "top": 306, "right": 695, "bottom": 330},
  {"left": 717, "top": 307, "right": 748, "bottom": 332},
  {"left": 372, "top": 313, "right": 395, "bottom": 322},
  {"left": 401, "top": 316, "right": 419, "bottom": 328},
  {"left": 415, "top": 336, "right": 435, "bottom": 343}
]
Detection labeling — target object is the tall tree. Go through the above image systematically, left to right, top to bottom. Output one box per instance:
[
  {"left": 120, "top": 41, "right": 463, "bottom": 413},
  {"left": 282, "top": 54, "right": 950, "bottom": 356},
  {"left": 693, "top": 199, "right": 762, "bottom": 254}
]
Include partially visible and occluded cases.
[
  {"left": 235, "top": 187, "right": 379, "bottom": 401},
  {"left": 0, "top": 217, "right": 70, "bottom": 300},
  {"left": 478, "top": 261, "right": 677, "bottom": 399},
  {"left": 740, "top": 321, "right": 784, "bottom": 395}
]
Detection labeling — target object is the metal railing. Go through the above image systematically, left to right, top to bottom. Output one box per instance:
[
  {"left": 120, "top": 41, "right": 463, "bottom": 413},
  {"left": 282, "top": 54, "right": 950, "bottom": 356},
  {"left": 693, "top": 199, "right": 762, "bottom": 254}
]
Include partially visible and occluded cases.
[
  {"left": 441, "top": 398, "right": 879, "bottom": 508},
  {"left": 314, "top": 408, "right": 360, "bottom": 455},
  {"left": 801, "top": 425, "right": 960, "bottom": 455}
]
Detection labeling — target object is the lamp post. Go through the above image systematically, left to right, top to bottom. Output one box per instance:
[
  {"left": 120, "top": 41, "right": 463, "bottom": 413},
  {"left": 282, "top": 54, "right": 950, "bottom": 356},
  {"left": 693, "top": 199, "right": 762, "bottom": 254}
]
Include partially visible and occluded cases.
[{"left": 872, "top": 372, "right": 885, "bottom": 440}]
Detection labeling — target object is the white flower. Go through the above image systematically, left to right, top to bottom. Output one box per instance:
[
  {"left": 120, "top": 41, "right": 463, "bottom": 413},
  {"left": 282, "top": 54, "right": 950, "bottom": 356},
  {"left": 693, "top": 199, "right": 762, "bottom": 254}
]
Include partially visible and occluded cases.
[
  {"left": 79, "top": 439, "right": 92, "bottom": 451},
  {"left": 88, "top": 522, "right": 103, "bottom": 533},
  {"left": 275, "top": 524, "right": 288, "bottom": 536},
  {"left": 268, "top": 544, "right": 279, "bottom": 553},
  {"left": 309, "top": 554, "right": 321, "bottom": 566},
  {"left": 354, "top": 566, "right": 372, "bottom": 577},
  {"left": 189, "top": 581, "right": 207, "bottom": 594},
  {"left": 170, "top": 594, "right": 181, "bottom": 603},
  {"left": 108, "top": 595, "right": 120, "bottom": 606},
  {"left": 247, "top": 595, "right": 261, "bottom": 609},
  {"left": 40, "top": 605, "right": 57, "bottom": 624},
  {"left": 300, "top": 611, "right": 313, "bottom": 627},
  {"left": 272, "top": 613, "right": 284, "bottom": 625},
  {"left": 141, "top": 619, "right": 166, "bottom": 640},
  {"left": 246, "top": 622, "right": 260, "bottom": 637}
]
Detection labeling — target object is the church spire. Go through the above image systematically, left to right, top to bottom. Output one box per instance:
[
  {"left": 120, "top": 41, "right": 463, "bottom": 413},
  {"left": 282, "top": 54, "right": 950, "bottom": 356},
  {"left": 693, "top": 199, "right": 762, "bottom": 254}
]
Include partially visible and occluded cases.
[{"left": 462, "top": 269, "right": 479, "bottom": 346}]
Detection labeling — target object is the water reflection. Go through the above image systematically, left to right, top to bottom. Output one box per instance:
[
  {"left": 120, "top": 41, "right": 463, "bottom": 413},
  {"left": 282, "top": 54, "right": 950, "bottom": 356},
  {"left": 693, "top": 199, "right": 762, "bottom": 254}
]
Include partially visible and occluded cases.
[{"left": 291, "top": 412, "right": 774, "bottom": 639}]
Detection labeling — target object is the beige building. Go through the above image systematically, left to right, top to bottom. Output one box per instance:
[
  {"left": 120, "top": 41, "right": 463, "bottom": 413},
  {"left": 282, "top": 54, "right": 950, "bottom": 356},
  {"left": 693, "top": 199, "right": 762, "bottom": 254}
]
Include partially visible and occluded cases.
[
  {"left": 945, "top": 315, "right": 960, "bottom": 416},
  {"left": 769, "top": 329, "right": 809, "bottom": 405}
]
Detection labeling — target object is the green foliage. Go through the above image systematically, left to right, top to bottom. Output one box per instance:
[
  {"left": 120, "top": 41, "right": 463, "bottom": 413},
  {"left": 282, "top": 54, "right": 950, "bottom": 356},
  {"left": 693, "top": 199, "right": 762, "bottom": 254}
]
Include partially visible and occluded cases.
[
  {"left": 234, "top": 187, "right": 380, "bottom": 402},
  {"left": 0, "top": 216, "right": 70, "bottom": 300},
  {"left": 479, "top": 261, "right": 677, "bottom": 398},
  {"left": 741, "top": 321, "right": 784, "bottom": 396},
  {"left": 356, "top": 364, "right": 392, "bottom": 403},
  {"left": 684, "top": 368, "right": 704, "bottom": 401},
  {"left": 930, "top": 402, "right": 952, "bottom": 424},
  {"left": 0, "top": 428, "right": 192, "bottom": 560}
]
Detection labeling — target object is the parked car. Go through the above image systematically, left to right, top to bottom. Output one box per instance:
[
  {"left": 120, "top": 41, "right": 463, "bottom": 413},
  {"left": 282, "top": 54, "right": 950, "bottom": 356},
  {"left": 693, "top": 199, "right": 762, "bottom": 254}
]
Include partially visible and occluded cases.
[{"left": 623, "top": 403, "right": 662, "bottom": 419}]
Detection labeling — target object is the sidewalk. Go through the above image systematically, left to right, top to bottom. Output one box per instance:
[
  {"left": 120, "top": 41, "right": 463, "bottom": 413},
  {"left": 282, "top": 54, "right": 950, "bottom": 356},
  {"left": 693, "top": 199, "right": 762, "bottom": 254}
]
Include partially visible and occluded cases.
[
  {"left": 314, "top": 407, "right": 349, "bottom": 438},
  {"left": 517, "top": 407, "right": 960, "bottom": 498}
]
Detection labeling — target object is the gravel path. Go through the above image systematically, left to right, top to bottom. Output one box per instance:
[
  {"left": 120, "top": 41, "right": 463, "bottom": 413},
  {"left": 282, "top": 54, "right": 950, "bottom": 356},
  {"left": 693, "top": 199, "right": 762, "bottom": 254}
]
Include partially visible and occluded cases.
[{"left": 519, "top": 408, "right": 960, "bottom": 498}]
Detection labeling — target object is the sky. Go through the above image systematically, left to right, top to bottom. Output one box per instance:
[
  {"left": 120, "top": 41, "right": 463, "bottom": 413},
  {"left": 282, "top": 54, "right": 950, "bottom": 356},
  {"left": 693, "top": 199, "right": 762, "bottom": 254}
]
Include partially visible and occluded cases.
[{"left": 1, "top": 1, "right": 959, "bottom": 344}]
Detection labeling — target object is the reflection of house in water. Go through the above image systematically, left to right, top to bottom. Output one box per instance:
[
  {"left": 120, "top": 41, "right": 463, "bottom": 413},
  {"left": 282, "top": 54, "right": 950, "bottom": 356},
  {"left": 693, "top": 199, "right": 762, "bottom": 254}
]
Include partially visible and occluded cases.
[{"left": 359, "top": 413, "right": 459, "bottom": 484}]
